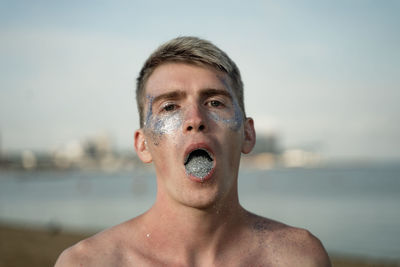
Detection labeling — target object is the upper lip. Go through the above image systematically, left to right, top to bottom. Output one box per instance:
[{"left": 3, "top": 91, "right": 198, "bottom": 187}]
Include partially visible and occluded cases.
[{"left": 183, "top": 143, "right": 215, "bottom": 165}]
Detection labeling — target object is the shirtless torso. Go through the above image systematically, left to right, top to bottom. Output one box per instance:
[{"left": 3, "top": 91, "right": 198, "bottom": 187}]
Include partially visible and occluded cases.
[{"left": 55, "top": 206, "right": 330, "bottom": 267}]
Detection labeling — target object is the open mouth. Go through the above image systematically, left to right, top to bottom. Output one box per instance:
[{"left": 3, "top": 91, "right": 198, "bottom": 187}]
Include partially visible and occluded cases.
[{"left": 184, "top": 149, "right": 214, "bottom": 179}]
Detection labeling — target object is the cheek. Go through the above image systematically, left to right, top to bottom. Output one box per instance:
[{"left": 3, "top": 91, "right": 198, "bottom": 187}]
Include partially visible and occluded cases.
[
  {"left": 213, "top": 77, "right": 244, "bottom": 131},
  {"left": 208, "top": 103, "right": 243, "bottom": 131},
  {"left": 145, "top": 111, "right": 184, "bottom": 145},
  {"left": 153, "top": 112, "right": 183, "bottom": 135}
]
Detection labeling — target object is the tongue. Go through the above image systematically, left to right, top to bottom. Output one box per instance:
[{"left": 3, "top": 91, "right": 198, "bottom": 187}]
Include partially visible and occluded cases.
[{"left": 185, "top": 154, "right": 213, "bottom": 179}]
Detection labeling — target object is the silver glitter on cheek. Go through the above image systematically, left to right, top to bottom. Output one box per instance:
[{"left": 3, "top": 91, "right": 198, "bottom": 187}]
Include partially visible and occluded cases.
[
  {"left": 206, "top": 76, "right": 244, "bottom": 131},
  {"left": 143, "top": 95, "right": 184, "bottom": 144},
  {"left": 208, "top": 107, "right": 242, "bottom": 131},
  {"left": 152, "top": 111, "right": 183, "bottom": 135}
]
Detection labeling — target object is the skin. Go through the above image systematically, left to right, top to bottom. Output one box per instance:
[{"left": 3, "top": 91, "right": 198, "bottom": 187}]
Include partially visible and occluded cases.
[{"left": 55, "top": 63, "right": 331, "bottom": 266}]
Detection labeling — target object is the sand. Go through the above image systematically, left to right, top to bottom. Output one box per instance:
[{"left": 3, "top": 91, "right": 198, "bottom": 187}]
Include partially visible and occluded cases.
[
  {"left": 0, "top": 223, "right": 398, "bottom": 267},
  {"left": 0, "top": 223, "right": 90, "bottom": 267}
]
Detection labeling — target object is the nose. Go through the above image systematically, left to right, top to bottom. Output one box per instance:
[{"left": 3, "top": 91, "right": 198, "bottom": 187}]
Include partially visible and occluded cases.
[{"left": 183, "top": 104, "right": 207, "bottom": 133}]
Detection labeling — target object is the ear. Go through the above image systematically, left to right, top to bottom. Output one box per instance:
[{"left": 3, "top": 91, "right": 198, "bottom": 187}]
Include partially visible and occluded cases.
[
  {"left": 241, "top": 117, "right": 256, "bottom": 154},
  {"left": 134, "top": 129, "right": 153, "bottom": 163}
]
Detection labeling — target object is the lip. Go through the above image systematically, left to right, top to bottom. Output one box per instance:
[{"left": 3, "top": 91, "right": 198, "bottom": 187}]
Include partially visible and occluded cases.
[{"left": 183, "top": 143, "right": 216, "bottom": 183}]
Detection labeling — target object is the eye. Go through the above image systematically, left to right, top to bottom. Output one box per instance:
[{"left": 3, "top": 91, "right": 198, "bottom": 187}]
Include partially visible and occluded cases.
[
  {"left": 208, "top": 100, "right": 224, "bottom": 108},
  {"left": 161, "top": 103, "right": 178, "bottom": 112}
]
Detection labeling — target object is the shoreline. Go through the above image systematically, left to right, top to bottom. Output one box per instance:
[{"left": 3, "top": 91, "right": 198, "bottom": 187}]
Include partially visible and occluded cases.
[{"left": 1, "top": 224, "right": 399, "bottom": 267}]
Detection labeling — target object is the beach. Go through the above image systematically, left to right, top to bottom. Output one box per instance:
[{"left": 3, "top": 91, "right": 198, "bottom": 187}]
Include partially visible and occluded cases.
[
  {"left": 0, "top": 224, "right": 398, "bottom": 267},
  {"left": 0, "top": 224, "right": 90, "bottom": 267}
]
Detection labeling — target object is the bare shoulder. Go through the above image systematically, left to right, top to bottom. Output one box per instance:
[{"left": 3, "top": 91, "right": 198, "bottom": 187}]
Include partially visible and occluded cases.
[
  {"left": 248, "top": 214, "right": 331, "bottom": 267},
  {"left": 54, "top": 219, "right": 141, "bottom": 267},
  {"left": 279, "top": 226, "right": 331, "bottom": 267},
  {"left": 54, "top": 236, "right": 96, "bottom": 267}
]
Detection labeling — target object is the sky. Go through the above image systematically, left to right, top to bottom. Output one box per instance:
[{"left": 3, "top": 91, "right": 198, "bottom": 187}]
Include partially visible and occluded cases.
[{"left": 0, "top": 0, "right": 399, "bottom": 161}]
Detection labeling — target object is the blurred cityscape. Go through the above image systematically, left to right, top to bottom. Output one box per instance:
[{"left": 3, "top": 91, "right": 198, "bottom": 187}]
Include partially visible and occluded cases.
[{"left": 0, "top": 133, "right": 322, "bottom": 171}]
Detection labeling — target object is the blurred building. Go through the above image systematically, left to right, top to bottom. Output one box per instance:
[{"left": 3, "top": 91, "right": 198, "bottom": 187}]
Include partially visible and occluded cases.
[{"left": 242, "top": 132, "right": 323, "bottom": 169}]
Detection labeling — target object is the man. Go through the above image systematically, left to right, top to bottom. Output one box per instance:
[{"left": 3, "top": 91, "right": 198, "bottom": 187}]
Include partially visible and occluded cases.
[{"left": 55, "top": 36, "right": 331, "bottom": 266}]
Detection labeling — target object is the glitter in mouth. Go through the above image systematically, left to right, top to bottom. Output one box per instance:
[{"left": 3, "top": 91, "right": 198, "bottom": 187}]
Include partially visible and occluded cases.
[{"left": 184, "top": 149, "right": 214, "bottom": 179}]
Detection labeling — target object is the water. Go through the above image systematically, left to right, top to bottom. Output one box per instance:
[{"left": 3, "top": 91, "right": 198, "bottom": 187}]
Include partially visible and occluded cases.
[{"left": 1, "top": 164, "right": 399, "bottom": 261}]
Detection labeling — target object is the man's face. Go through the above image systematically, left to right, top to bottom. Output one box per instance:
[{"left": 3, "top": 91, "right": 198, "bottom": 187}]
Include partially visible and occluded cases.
[{"left": 136, "top": 62, "right": 254, "bottom": 209}]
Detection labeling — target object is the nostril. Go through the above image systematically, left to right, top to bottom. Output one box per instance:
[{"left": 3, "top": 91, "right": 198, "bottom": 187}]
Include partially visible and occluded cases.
[
  {"left": 199, "top": 125, "right": 205, "bottom": 131},
  {"left": 187, "top": 126, "right": 193, "bottom": 131}
]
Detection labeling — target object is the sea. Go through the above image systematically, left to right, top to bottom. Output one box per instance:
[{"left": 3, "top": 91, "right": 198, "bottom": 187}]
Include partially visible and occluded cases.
[{"left": 1, "top": 163, "right": 399, "bottom": 261}]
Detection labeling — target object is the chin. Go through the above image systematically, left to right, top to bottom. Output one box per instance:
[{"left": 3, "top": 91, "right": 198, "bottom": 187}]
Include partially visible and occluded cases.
[
  {"left": 164, "top": 168, "right": 238, "bottom": 210},
  {"left": 179, "top": 184, "right": 233, "bottom": 211},
  {"left": 183, "top": 199, "right": 219, "bottom": 211}
]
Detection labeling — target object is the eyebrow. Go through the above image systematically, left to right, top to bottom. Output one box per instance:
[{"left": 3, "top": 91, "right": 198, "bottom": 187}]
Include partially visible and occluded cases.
[
  {"left": 150, "top": 88, "right": 232, "bottom": 107},
  {"left": 200, "top": 88, "right": 232, "bottom": 99},
  {"left": 151, "top": 90, "right": 187, "bottom": 105}
]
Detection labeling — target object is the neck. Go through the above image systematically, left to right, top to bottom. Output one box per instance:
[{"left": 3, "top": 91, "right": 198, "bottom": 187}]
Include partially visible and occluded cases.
[{"left": 141, "top": 187, "right": 247, "bottom": 264}]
